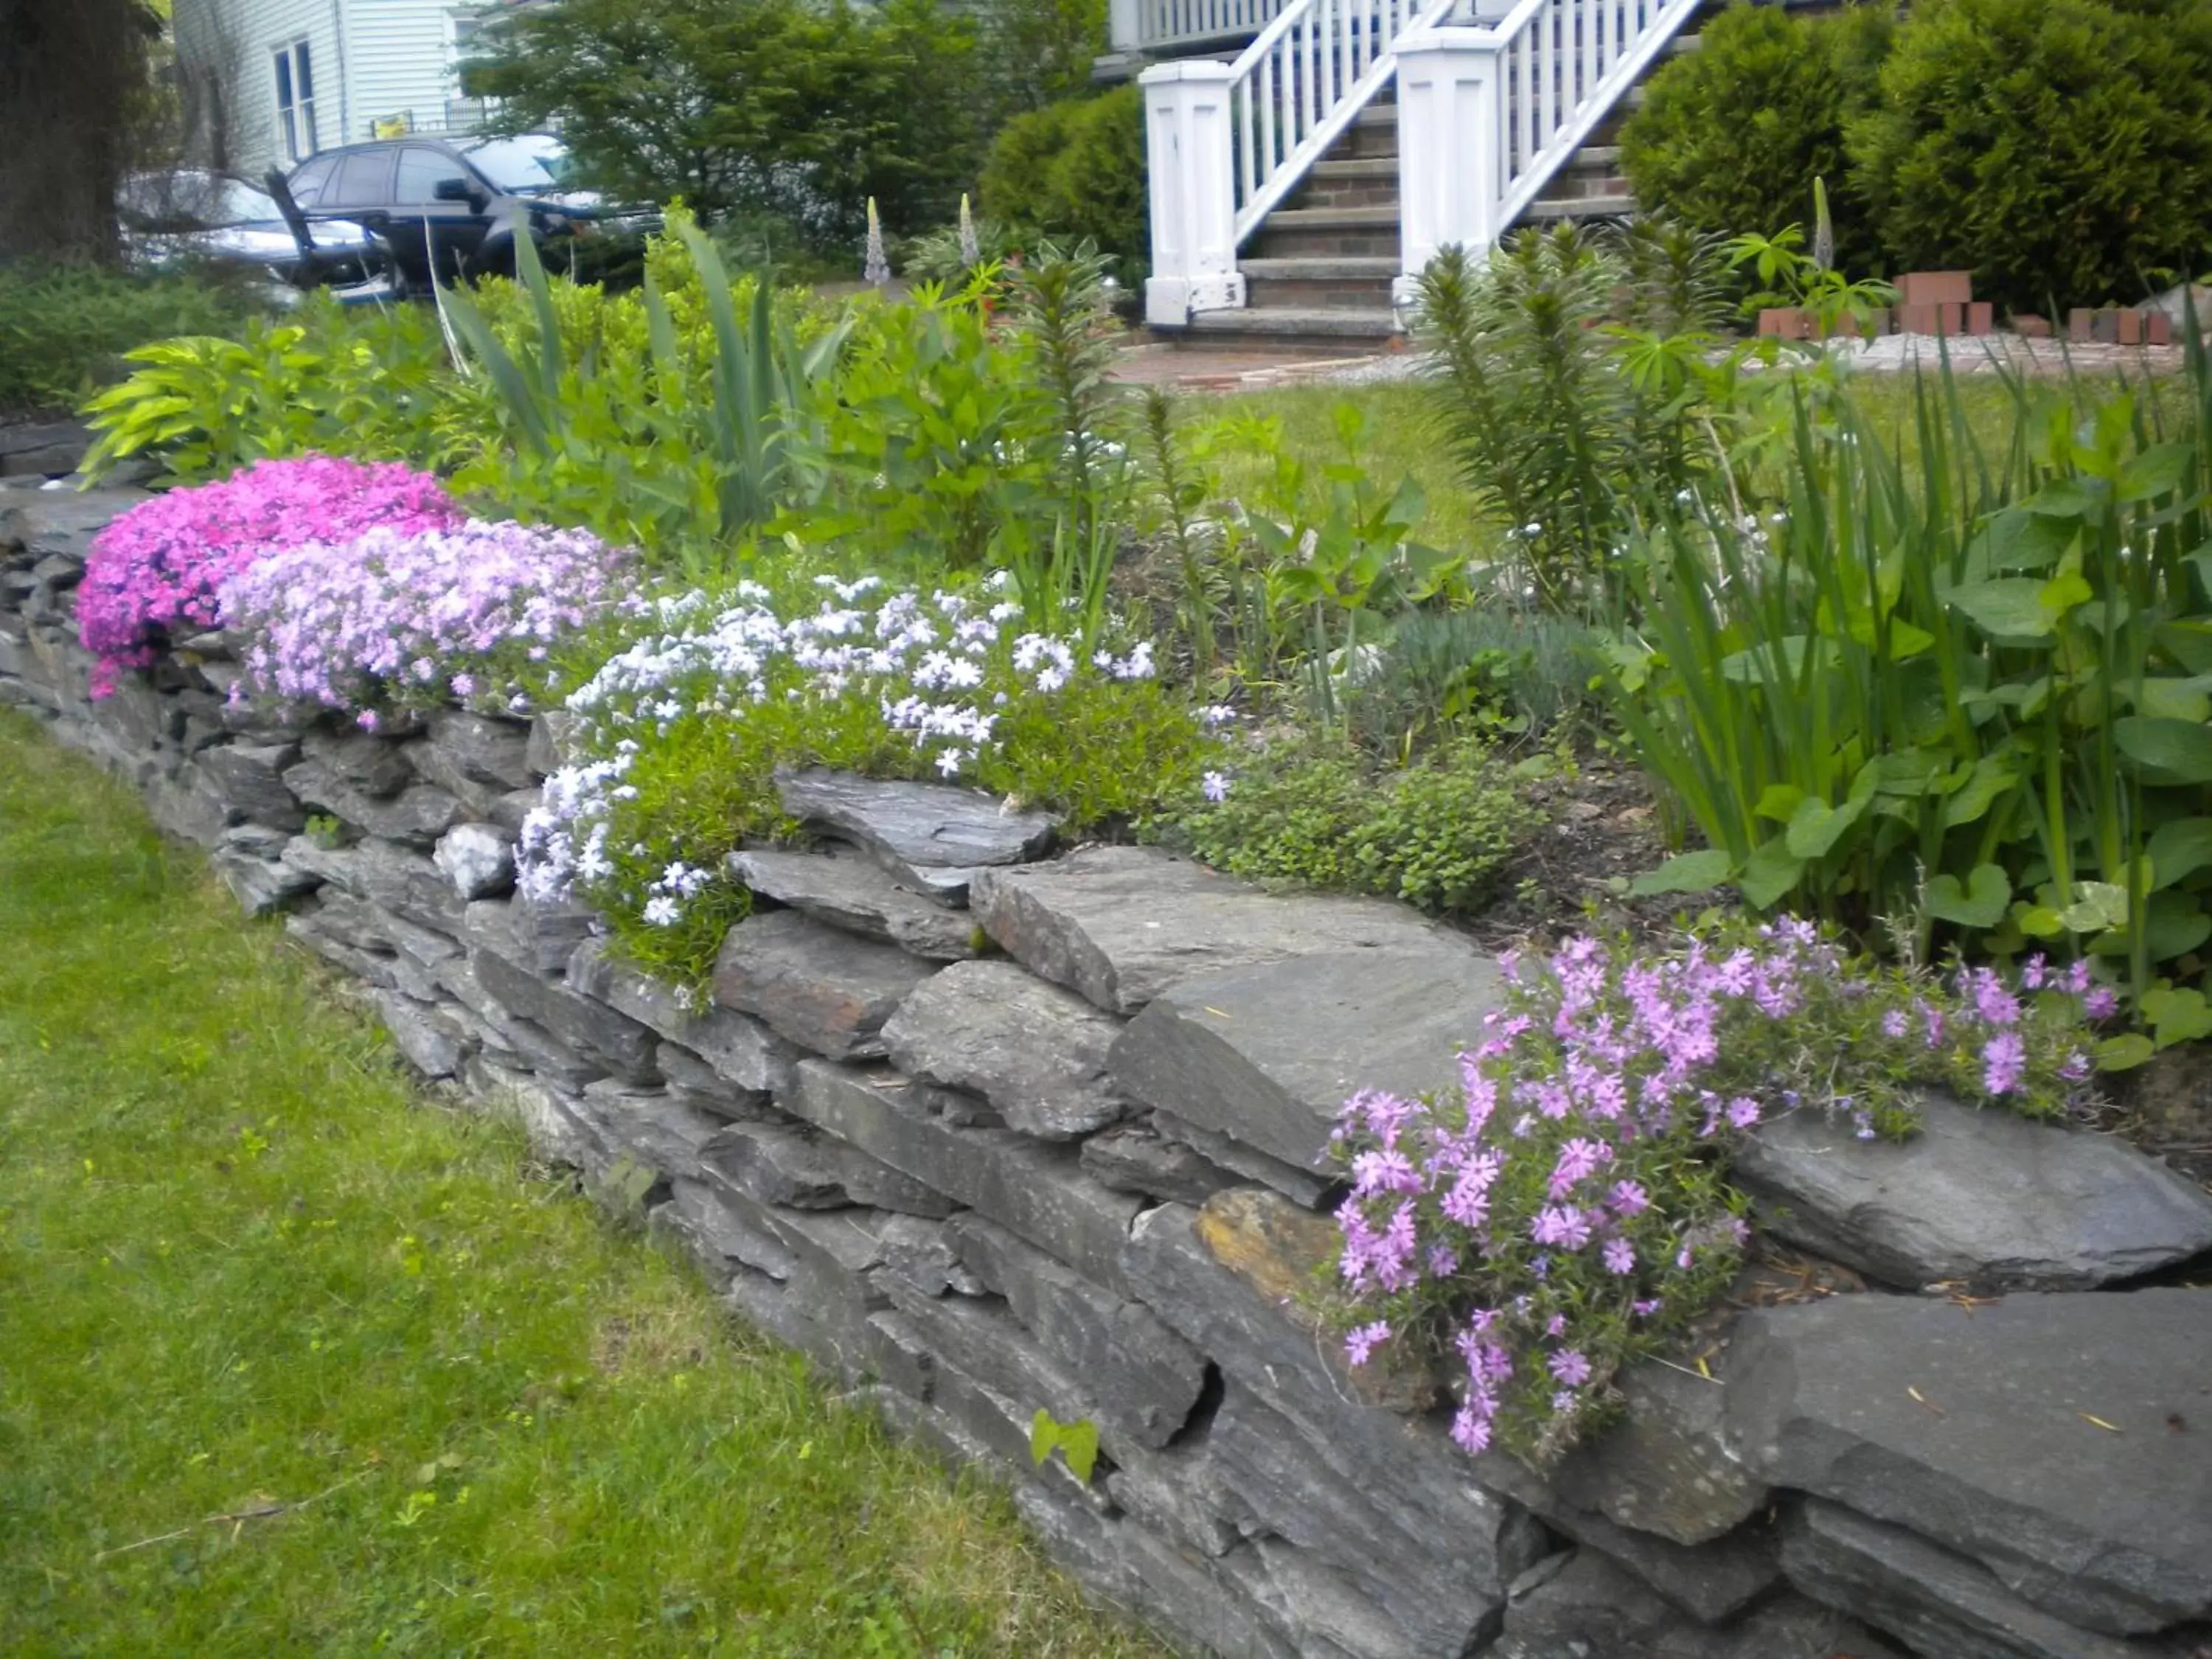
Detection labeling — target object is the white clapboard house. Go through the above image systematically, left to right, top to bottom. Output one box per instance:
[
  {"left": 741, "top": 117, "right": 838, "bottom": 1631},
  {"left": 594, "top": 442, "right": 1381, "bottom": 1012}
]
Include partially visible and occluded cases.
[{"left": 170, "top": 0, "right": 532, "bottom": 181}]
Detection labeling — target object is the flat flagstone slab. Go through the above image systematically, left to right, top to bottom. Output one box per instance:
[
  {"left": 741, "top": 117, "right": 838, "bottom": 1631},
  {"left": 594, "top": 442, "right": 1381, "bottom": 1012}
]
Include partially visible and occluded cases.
[
  {"left": 773, "top": 767, "right": 1059, "bottom": 899},
  {"left": 971, "top": 844, "right": 1448, "bottom": 1016},
  {"left": 1109, "top": 945, "right": 1503, "bottom": 1173},
  {"left": 1733, "top": 1096, "right": 2212, "bottom": 1292},
  {"left": 1724, "top": 1287, "right": 2212, "bottom": 1636}
]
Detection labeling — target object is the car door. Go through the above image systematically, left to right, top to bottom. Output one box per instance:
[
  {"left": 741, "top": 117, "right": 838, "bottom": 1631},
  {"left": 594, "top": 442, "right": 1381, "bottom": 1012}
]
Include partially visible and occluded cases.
[
  {"left": 392, "top": 147, "right": 490, "bottom": 281},
  {"left": 315, "top": 148, "right": 406, "bottom": 273}
]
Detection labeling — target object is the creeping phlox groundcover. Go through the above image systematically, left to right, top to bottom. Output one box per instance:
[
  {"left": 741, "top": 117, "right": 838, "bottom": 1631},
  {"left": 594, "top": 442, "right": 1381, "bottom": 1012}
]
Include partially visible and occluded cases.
[
  {"left": 80, "top": 456, "right": 465, "bottom": 695},
  {"left": 518, "top": 574, "right": 1199, "bottom": 987},
  {"left": 1329, "top": 922, "right": 2108, "bottom": 1464}
]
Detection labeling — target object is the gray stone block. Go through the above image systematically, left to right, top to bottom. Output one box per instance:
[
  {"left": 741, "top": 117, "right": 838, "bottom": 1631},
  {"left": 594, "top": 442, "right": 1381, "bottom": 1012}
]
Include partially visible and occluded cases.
[
  {"left": 421, "top": 709, "right": 535, "bottom": 791},
  {"left": 298, "top": 728, "right": 417, "bottom": 796},
  {"left": 197, "top": 740, "right": 305, "bottom": 830},
  {"left": 284, "top": 757, "right": 462, "bottom": 847},
  {"left": 773, "top": 765, "right": 1060, "bottom": 899},
  {"left": 433, "top": 823, "right": 515, "bottom": 900},
  {"left": 212, "top": 828, "right": 321, "bottom": 917},
  {"left": 355, "top": 841, "right": 466, "bottom": 936},
  {"left": 972, "top": 844, "right": 1448, "bottom": 1015},
  {"left": 729, "top": 846, "right": 982, "bottom": 960},
  {"left": 467, "top": 903, "right": 658, "bottom": 1082},
  {"left": 711, "top": 909, "right": 936, "bottom": 1060},
  {"left": 568, "top": 939, "right": 797, "bottom": 1097},
  {"left": 1110, "top": 945, "right": 1499, "bottom": 1175},
  {"left": 882, "top": 959, "right": 1128, "bottom": 1140},
  {"left": 372, "top": 990, "right": 464, "bottom": 1078},
  {"left": 654, "top": 1040, "right": 779, "bottom": 1121},
  {"left": 789, "top": 1060, "right": 1144, "bottom": 1296},
  {"left": 568, "top": 1081, "right": 723, "bottom": 1177},
  {"left": 1733, "top": 1096, "right": 2212, "bottom": 1292},
  {"left": 1151, "top": 1109, "right": 1335, "bottom": 1208},
  {"left": 699, "top": 1119, "right": 956, "bottom": 1218},
  {"left": 1079, "top": 1121, "right": 1242, "bottom": 1207},
  {"left": 1120, "top": 1199, "right": 1545, "bottom": 1595},
  {"left": 946, "top": 1211, "right": 1208, "bottom": 1449},
  {"left": 877, "top": 1214, "right": 986, "bottom": 1297},
  {"left": 1725, "top": 1289, "right": 2212, "bottom": 1635},
  {"left": 1479, "top": 1359, "right": 1767, "bottom": 1549},
  {"left": 1210, "top": 1380, "right": 1513, "bottom": 1655},
  {"left": 1011, "top": 1485, "right": 1299, "bottom": 1659},
  {"left": 1783, "top": 1499, "right": 2153, "bottom": 1659},
  {"left": 1490, "top": 1547, "right": 1907, "bottom": 1659}
]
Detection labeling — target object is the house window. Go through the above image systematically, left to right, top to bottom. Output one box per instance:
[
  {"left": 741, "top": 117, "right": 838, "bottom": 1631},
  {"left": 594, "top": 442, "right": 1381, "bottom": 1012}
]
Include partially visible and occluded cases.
[{"left": 273, "top": 38, "right": 317, "bottom": 164}]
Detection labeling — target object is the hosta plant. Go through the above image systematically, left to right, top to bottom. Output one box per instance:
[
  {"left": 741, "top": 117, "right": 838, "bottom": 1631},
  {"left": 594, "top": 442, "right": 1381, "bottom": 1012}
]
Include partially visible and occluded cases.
[{"left": 1329, "top": 920, "right": 2106, "bottom": 1466}]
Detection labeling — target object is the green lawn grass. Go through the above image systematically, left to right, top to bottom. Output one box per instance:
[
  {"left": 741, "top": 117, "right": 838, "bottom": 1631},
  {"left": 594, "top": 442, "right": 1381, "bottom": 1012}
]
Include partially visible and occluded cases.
[
  {"left": 1203, "top": 359, "right": 2188, "bottom": 559},
  {"left": 0, "top": 711, "right": 1161, "bottom": 1658}
]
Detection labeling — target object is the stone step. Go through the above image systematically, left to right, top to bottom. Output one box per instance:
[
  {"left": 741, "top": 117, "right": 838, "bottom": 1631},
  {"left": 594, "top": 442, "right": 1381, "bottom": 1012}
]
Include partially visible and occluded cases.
[
  {"left": 1310, "top": 157, "right": 1396, "bottom": 181},
  {"left": 1521, "top": 193, "right": 1636, "bottom": 221},
  {"left": 1259, "top": 204, "right": 1398, "bottom": 232},
  {"left": 1239, "top": 256, "right": 1399, "bottom": 281},
  {"left": 1181, "top": 307, "right": 1403, "bottom": 348}
]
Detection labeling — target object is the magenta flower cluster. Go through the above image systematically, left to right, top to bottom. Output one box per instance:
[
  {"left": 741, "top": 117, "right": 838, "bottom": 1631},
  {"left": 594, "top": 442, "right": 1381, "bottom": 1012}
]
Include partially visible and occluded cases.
[
  {"left": 79, "top": 456, "right": 463, "bottom": 695},
  {"left": 220, "top": 519, "right": 636, "bottom": 723},
  {"left": 1329, "top": 920, "right": 2107, "bottom": 1465}
]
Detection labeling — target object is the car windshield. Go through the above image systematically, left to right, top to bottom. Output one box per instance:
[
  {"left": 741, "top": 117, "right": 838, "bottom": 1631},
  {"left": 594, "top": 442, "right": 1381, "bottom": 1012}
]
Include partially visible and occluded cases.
[{"left": 458, "top": 137, "right": 572, "bottom": 194}]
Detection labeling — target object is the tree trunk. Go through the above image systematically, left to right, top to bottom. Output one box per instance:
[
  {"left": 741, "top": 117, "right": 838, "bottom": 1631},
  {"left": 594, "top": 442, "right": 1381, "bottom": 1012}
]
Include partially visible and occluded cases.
[{"left": 0, "top": 0, "right": 152, "bottom": 264}]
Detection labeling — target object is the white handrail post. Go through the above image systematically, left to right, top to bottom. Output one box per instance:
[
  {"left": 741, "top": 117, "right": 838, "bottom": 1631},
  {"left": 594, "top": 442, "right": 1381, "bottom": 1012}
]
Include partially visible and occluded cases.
[
  {"left": 1108, "top": 0, "right": 1144, "bottom": 53},
  {"left": 1393, "top": 22, "right": 1506, "bottom": 312},
  {"left": 1140, "top": 60, "right": 1248, "bottom": 326}
]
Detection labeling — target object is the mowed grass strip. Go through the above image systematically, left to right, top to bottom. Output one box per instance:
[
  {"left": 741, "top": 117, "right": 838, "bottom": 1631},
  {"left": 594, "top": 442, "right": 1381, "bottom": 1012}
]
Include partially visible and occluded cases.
[{"left": 0, "top": 711, "right": 1161, "bottom": 1658}]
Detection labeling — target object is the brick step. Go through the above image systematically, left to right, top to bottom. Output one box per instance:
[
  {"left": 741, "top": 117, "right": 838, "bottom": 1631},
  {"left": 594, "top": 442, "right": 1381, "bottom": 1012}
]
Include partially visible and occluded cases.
[{"left": 1242, "top": 255, "right": 1398, "bottom": 311}]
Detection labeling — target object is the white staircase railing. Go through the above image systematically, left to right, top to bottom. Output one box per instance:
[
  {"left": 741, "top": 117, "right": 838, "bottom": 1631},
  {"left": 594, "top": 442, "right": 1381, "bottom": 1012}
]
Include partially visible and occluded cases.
[
  {"left": 1137, "top": 0, "right": 1295, "bottom": 51},
  {"left": 1141, "top": 0, "right": 1449, "bottom": 324},
  {"left": 1226, "top": 0, "right": 1455, "bottom": 242},
  {"left": 1395, "top": 0, "right": 1701, "bottom": 302}
]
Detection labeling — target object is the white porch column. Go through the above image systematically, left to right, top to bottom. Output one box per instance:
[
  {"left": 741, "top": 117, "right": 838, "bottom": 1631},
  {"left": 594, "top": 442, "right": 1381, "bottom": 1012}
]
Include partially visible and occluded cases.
[
  {"left": 1108, "top": 0, "right": 1144, "bottom": 55},
  {"left": 1392, "top": 24, "right": 1507, "bottom": 313},
  {"left": 1140, "top": 60, "right": 1247, "bottom": 327}
]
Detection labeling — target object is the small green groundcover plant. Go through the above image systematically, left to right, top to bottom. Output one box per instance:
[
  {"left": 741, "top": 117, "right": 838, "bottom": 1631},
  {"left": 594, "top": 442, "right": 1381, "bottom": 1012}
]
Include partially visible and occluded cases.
[
  {"left": 519, "top": 573, "right": 1214, "bottom": 987},
  {"left": 1171, "top": 737, "right": 1541, "bottom": 918},
  {"left": 1328, "top": 919, "right": 2107, "bottom": 1466}
]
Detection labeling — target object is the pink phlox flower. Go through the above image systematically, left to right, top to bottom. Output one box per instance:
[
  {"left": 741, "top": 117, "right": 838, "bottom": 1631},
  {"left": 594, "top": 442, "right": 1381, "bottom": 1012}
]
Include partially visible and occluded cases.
[
  {"left": 1969, "top": 969, "right": 2021, "bottom": 1027},
  {"left": 2084, "top": 986, "right": 2119, "bottom": 1020},
  {"left": 1981, "top": 1030, "right": 2026, "bottom": 1096},
  {"left": 1726, "top": 1096, "right": 1762, "bottom": 1130},
  {"left": 1547, "top": 1137, "right": 1610, "bottom": 1197},
  {"left": 1352, "top": 1147, "right": 1422, "bottom": 1197},
  {"left": 1608, "top": 1179, "right": 1649, "bottom": 1217},
  {"left": 1529, "top": 1205, "right": 1592, "bottom": 1250},
  {"left": 1602, "top": 1237, "right": 1636, "bottom": 1275},
  {"left": 1343, "top": 1321, "right": 1393, "bottom": 1367},
  {"left": 1548, "top": 1348, "right": 1592, "bottom": 1387}
]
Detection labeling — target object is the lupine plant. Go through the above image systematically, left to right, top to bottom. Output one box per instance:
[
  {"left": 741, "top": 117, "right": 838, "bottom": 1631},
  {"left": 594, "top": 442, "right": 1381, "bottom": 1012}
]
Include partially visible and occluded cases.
[
  {"left": 77, "top": 456, "right": 464, "bottom": 695},
  {"left": 221, "top": 519, "right": 638, "bottom": 724},
  {"left": 519, "top": 574, "right": 1212, "bottom": 987},
  {"left": 1329, "top": 919, "right": 2107, "bottom": 1465}
]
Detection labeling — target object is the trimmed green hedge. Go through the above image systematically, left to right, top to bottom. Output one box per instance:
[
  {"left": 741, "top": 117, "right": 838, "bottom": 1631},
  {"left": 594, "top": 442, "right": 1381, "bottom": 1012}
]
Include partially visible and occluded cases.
[
  {"left": 1848, "top": 0, "right": 2212, "bottom": 313},
  {"left": 1620, "top": 2, "right": 1893, "bottom": 277},
  {"left": 978, "top": 85, "right": 1146, "bottom": 277}
]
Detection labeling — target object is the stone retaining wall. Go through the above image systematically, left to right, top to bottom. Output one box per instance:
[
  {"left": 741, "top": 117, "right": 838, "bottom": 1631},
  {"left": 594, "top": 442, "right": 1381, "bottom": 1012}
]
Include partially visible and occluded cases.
[{"left": 6, "top": 484, "right": 2210, "bottom": 1659}]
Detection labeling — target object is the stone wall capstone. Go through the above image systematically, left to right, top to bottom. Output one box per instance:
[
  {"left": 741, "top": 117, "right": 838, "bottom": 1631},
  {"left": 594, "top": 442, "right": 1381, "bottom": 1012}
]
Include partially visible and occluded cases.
[{"left": 6, "top": 481, "right": 2211, "bottom": 1659}]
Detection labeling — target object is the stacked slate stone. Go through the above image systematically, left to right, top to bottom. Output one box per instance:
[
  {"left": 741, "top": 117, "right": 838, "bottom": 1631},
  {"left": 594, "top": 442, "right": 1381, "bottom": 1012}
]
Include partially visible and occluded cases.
[{"left": 7, "top": 485, "right": 2212, "bottom": 1659}]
